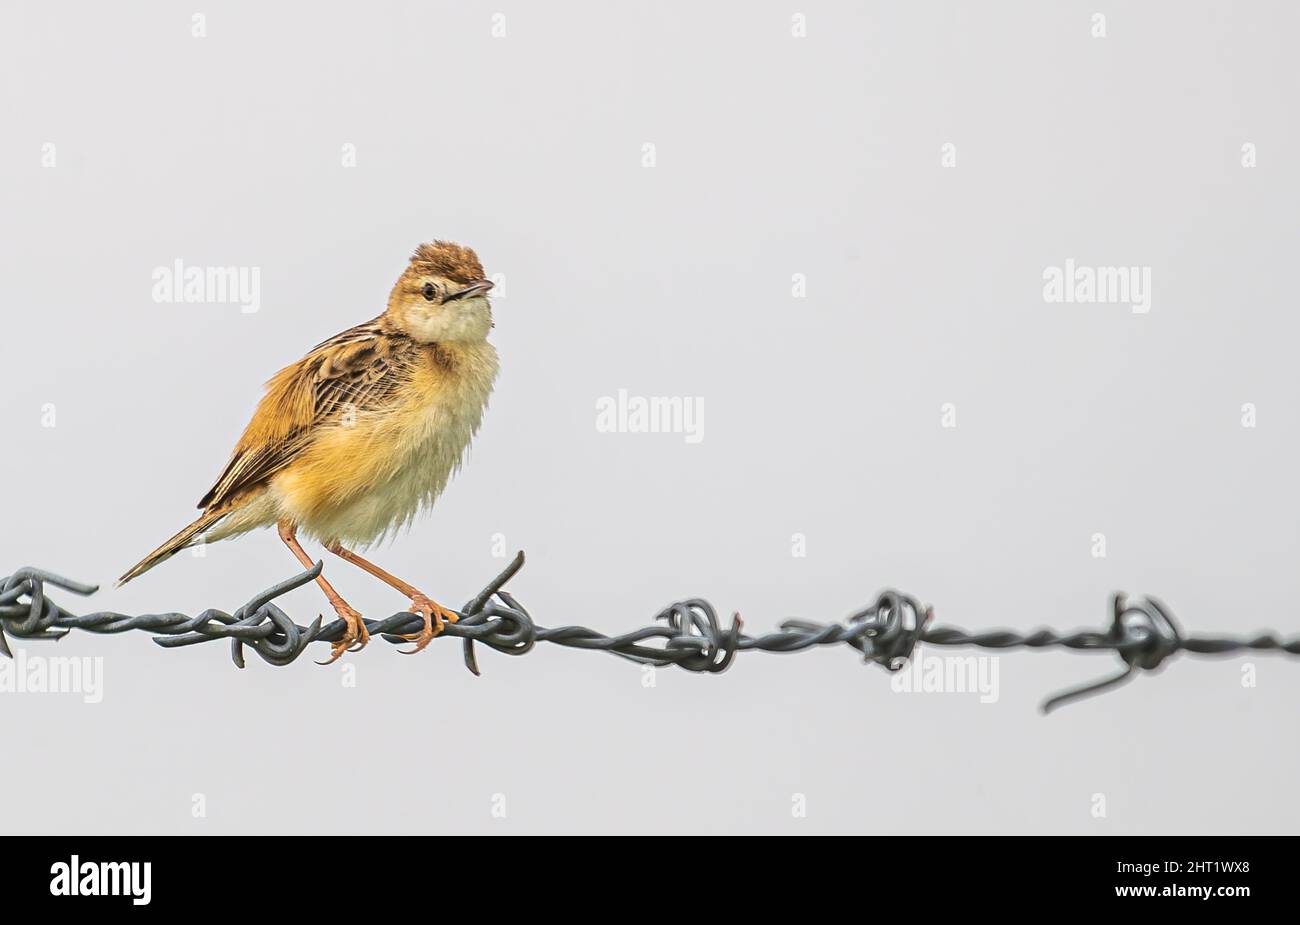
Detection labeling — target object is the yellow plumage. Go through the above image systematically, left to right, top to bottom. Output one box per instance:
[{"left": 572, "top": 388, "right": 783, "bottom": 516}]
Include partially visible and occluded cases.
[{"left": 120, "top": 240, "right": 499, "bottom": 661}]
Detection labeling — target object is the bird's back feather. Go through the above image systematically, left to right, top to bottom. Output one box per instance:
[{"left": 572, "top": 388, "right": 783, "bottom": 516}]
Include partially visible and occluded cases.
[{"left": 197, "top": 317, "right": 412, "bottom": 511}]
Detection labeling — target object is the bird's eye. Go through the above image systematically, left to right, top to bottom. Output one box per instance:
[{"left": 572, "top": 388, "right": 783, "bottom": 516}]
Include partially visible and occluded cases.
[{"left": 422, "top": 283, "right": 437, "bottom": 302}]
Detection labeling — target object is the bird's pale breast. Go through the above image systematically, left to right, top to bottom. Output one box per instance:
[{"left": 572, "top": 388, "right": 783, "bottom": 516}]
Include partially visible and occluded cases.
[{"left": 273, "top": 341, "right": 499, "bottom": 546}]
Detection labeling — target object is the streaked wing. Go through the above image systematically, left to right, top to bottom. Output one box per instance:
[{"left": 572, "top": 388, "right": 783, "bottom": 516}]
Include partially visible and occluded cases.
[{"left": 197, "top": 318, "right": 414, "bottom": 510}]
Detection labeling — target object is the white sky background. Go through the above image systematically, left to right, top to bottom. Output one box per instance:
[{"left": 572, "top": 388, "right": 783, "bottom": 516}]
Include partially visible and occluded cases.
[{"left": 1, "top": 1, "right": 1297, "bottom": 834}]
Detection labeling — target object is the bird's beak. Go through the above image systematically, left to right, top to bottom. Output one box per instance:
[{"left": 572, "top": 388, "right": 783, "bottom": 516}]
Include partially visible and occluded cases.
[{"left": 444, "top": 279, "right": 495, "bottom": 302}]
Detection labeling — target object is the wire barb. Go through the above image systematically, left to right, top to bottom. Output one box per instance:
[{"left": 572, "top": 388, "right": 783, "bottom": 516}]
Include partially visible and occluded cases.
[{"left": 3, "top": 555, "right": 1298, "bottom": 712}]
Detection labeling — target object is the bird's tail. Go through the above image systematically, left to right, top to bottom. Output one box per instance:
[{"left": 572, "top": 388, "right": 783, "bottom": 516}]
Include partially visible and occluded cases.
[{"left": 117, "top": 509, "right": 227, "bottom": 587}]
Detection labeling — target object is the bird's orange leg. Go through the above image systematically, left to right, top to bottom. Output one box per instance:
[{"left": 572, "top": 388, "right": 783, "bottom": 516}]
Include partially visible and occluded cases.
[
  {"left": 277, "top": 521, "right": 369, "bottom": 663},
  {"left": 325, "top": 542, "right": 458, "bottom": 654}
]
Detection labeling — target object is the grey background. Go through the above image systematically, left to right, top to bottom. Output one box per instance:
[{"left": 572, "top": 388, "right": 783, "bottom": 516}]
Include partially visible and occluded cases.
[{"left": 2, "top": 0, "right": 1297, "bottom": 834}]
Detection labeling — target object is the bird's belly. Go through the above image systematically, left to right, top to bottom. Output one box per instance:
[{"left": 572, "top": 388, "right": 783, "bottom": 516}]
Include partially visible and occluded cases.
[
  {"left": 278, "top": 370, "right": 493, "bottom": 546},
  {"left": 309, "top": 438, "right": 465, "bottom": 546}
]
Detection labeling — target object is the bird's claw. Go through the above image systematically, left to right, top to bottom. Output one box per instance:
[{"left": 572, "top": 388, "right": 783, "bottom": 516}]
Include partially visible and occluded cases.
[
  {"left": 398, "top": 594, "right": 458, "bottom": 655},
  {"left": 315, "top": 605, "right": 369, "bottom": 665}
]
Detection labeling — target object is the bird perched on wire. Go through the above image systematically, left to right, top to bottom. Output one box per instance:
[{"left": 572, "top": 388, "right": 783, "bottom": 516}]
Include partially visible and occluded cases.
[{"left": 119, "top": 240, "right": 499, "bottom": 663}]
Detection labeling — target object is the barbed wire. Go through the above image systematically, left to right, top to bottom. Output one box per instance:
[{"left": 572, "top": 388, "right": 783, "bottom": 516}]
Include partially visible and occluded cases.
[{"left": 2, "top": 552, "right": 1297, "bottom": 712}]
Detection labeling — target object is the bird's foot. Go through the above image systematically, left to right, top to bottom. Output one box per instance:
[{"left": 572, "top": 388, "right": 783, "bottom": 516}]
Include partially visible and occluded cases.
[
  {"left": 398, "top": 593, "right": 458, "bottom": 655},
  {"left": 317, "top": 603, "right": 370, "bottom": 665}
]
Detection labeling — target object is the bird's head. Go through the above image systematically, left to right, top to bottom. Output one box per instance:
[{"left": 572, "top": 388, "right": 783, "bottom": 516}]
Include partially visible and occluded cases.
[{"left": 385, "top": 240, "right": 495, "bottom": 343}]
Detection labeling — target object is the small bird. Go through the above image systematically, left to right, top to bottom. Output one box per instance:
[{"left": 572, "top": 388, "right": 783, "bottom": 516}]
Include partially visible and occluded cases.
[{"left": 119, "top": 240, "right": 499, "bottom": 663}]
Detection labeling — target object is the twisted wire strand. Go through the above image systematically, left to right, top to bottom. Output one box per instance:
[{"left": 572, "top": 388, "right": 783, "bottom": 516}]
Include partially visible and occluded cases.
[{"left": 3, "top": 553, "right": 1298, "bottom": 712}]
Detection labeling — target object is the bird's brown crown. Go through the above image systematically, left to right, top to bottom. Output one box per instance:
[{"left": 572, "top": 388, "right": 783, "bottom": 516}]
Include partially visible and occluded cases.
[{"left": 407, "top": 240, "right": 485, "bottom": 284}]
